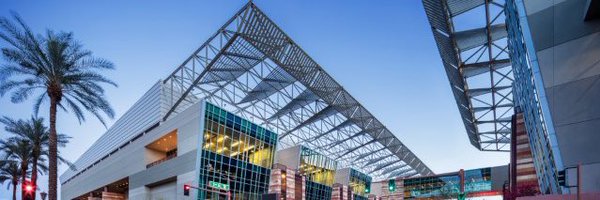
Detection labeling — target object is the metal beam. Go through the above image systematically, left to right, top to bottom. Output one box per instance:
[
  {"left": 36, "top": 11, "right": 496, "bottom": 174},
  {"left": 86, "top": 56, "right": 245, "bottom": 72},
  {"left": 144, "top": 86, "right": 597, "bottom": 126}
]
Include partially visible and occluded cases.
[
  {"left": 423, "top": 0, "right": 514, "bottom": 151},
  {"left": 161, "top": 2, "right": 435, "bottom": 179},
  {"left": 163, "top": 34, "right": 239, "bottom": 121},
  {"left": 462, "top": 59, "right": 511, "bottom": 78},
  {"left": 309, "top": 120, "right": 354, "bottom": 142},
  {"left": 336, "top": 139, "right": 377, "bottom": 159},
  {"left": 369, "top": 160, "right": 398, "bottom": 174}
]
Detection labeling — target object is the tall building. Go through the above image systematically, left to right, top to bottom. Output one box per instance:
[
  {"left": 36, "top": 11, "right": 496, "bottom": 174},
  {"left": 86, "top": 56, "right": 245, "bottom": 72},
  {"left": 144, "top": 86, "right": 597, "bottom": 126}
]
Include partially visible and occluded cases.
[
  {"left": 423, "top": 0, "right": 600, "bottom": 195},
  {"left": 506, "top": 0, "right": 600, "bottom": 194},
  {"left": 275, "top": 145, "right": 338, "bottom": 200}
]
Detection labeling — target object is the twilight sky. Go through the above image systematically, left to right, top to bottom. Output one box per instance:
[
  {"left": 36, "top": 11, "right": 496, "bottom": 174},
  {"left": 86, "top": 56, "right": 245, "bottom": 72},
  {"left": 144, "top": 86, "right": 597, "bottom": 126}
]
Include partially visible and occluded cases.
[{"left": 0, "top": 1, "right": 508, "bottom": 199}]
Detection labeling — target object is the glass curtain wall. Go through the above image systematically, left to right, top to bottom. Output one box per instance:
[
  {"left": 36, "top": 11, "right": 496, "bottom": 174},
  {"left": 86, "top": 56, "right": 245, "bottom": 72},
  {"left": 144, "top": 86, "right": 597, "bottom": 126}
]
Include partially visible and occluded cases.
[
  {"left": 505, "top": 0, "right": 563, "bottom": 194},
  {"left": 198, "top": 103, "right": 277, "bottom": 200},
  {"left": 299, "top": 146, "right": 337, "bottom": 200},
  {"left": 403, "top": 168, "right": 492, "bottom": 199},
  {"left": 464, "top": 168, "right": 492, "bottom": 193},
  {"left": 349, "top": 169, "right": 372, "bottom": 200},
  {"left": 404, "top": 174, "right": 460, "bottom": 199}
]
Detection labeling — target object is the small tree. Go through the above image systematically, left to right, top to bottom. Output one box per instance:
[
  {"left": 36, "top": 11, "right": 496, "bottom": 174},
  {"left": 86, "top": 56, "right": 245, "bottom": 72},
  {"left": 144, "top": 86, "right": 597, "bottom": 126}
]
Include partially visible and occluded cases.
[{"left": 0, "top": 162, "right": 21, "bottom": 200}]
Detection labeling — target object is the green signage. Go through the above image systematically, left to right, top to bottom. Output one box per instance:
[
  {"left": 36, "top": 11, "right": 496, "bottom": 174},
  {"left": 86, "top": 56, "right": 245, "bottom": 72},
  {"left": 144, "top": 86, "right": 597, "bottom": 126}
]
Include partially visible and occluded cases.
[{"left": 208, "top": 181, "right": 230, "bottom": 191}]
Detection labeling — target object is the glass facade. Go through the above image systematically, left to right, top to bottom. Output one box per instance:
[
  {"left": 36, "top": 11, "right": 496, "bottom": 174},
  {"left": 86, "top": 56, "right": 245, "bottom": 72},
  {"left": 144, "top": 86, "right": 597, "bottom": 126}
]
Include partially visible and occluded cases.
[
  {"left": 505, "top": 0, "right": 563, "bottom": 194},
  {"left": 197, "top": 102, "right": 278, "bottom": 199},
  {"left": 299, "top": 146, "right": 337, "bottom": 200},
  {"left": 403, "top": 168, "right": 492, "bottom": 199},
  {"left": 349, "top": 169, "right": 371, "bottom": 200}
]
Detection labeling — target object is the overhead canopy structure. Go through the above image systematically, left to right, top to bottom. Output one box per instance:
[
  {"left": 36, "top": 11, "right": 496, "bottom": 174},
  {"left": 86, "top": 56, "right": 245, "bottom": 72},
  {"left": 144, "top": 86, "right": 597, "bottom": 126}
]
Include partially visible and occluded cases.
[
  {"left": 422, "top": 0, "right": 514, "bottom": 151},
  {"left": 162, "top": 2, "right": 433, "bottom": 179}
]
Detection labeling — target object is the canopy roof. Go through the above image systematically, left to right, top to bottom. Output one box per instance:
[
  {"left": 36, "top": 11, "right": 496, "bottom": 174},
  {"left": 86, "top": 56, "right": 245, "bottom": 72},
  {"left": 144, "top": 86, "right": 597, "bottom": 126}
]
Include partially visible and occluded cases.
[
  {"left": 422, "top": 0, "right": 514, "bottom": 151},
  {"left": 163, "top": 2, "right": 433, "bottom": 179}
]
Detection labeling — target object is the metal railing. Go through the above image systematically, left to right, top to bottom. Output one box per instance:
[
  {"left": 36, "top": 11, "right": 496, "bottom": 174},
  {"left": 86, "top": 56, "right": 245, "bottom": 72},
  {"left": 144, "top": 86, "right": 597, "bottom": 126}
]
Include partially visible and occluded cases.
[{"left": 146, "top": 153, "right": 177, "bottom": 168}]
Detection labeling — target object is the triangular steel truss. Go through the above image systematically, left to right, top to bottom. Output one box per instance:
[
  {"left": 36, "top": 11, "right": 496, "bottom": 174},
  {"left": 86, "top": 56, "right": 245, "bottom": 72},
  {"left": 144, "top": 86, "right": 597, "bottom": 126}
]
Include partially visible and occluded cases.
[
  {"left": 422, "top": 0, "right": 514, "bottom": 151},
  {"left": 162, "top": 2, "right": 433, "bottom": 179}
]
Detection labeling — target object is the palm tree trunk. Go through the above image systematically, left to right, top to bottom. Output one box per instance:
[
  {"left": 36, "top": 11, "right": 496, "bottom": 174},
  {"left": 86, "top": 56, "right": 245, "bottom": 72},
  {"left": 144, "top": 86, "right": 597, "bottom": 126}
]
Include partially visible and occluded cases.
[
  {"left": 48, "top": 96, "right": 59, "bottom": 200},
  {"left": 31, "top": 154, "right": 38, "bottom": 200},
  {"left": 21, "top": 161, "right": 28, "bottom": 199},
  {"left": 12, "top": 182, "right": 17, "bottom": 200}
]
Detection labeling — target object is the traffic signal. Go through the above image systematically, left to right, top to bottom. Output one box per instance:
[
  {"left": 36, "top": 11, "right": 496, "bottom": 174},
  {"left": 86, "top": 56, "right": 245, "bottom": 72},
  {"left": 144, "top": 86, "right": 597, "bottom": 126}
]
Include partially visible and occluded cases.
[
  {"left": 558, "top": 170, "right": 567, "bottom": 186},
  {"left": 388, "top": 179, "right": 396, "bottom": 192},
  {"left": 22, "top": 180, "right": 35, "bottom": 200},
  {"left": 24, "top": 184, "right": 34, "bottom": 192},
  {"left": 184, "top": 184, "right": 191, "bottom": 196},
  {"left": 365, "top": 184, "right": 371, "bottom": 194}
]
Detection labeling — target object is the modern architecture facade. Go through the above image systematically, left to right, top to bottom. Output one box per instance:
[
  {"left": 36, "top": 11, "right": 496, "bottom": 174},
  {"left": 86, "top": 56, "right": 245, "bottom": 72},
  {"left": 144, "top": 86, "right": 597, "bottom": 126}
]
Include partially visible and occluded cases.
[
  {"left": 423, "top": 0, "right": 600, "bottom": 195},
  {"left": 506, "top": 0, "right": 600, "bottom": 194},
  {"left": 159, "top": 1, "right": 433, "bottom": 181},
  {"left": 61, "top": 2, "right": 436, "bottom": 199},
  {"left": 60, "top": 90, "right": 276, "bottom": 199},
  {"left": 197, "top": 102, "right": 277, "bottom": 199},
  {"left": 509, "top": 112, "right": 539, "bottom": 196},
  {"left": 275, "top": 145, "right": 338, "bottom": 200},
  {"left": 268, "top": 163, "right": 306, "bottom": 200},
  {"left": 370, "top": 166, "right": 508, "bottom": 200},
  {"left": 402, "top": 166, "right": 506, "bottom": 199},
  {"left": 334, "top": 168, "right": 373, "bottom": 200},
  {"left": 370, "top": 178, "right": 404, "bottom": 200},
  {"left": 331, "top": 183, "right": 354, "bottom": 200}
]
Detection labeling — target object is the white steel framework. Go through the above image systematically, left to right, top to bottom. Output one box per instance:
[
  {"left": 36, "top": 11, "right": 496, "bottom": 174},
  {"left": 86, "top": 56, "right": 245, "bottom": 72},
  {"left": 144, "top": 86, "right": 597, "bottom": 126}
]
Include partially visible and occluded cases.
[
  {"left": 422, "top": 0, "right": 514, "bottom": 151},
  {"left": 162, "top": 2, "right": 433, "bottom": 179}
]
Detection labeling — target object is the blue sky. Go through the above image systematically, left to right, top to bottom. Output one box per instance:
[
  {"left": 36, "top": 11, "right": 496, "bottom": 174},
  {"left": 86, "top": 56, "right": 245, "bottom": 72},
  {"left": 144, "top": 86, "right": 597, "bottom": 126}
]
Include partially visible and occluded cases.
[{"left": 0, "top": 1, "right": 508, "bottom": 199}]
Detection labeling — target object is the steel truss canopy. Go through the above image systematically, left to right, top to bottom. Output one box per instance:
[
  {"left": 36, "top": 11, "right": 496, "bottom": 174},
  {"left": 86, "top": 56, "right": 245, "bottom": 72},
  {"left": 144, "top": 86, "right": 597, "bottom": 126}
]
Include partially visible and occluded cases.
[
  {"left": 423, "top": 0, "right": 514, "bottom": 151},
  {"left": 162, "top": 2, "right": 433, "bottom": 179}
]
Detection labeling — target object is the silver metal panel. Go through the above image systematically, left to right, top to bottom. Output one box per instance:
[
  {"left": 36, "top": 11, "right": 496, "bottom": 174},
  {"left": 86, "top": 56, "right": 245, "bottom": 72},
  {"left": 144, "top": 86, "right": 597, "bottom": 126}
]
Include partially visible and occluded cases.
[{"left": 60, "top": 82, "right": 165, "bottom": 182}]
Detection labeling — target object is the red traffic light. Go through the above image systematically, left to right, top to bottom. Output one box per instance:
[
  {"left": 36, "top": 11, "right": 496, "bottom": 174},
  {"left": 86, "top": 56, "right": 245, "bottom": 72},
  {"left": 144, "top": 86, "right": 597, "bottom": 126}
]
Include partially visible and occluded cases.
[
  {"left": 22, "top": 180, "right": 35, "bottom": 193},
  {"left": 25, "top": 184, "right": 34, "bottom": 192},
  {"left": 184, "top": 184, "right": 191, "bottom": 196}
]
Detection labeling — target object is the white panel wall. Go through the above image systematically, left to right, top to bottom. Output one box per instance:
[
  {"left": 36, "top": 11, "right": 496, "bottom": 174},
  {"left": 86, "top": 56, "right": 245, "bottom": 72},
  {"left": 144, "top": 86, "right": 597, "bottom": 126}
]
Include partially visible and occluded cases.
[
  {"left": 61, "top": 81, "right": 165, "bottom": 182},
  {"left": 61, "top": 97, "right": 205, "bottom": 199},
  {"left": 149, "top": 181, "right": 177, "bottom": 200}
]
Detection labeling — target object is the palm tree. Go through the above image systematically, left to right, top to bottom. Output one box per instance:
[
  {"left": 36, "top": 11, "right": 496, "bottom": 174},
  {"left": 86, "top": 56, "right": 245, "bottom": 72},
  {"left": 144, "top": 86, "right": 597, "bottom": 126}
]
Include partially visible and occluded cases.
[
  {"left": 0, "top": 12, "right": 116, "bottom": 200},
  {"left": 1, "top": 116, "right": 72, "bottom": 199},
  {"left": 0, "top": 139, "right": 32, "bottom": 198},
  {"left": 0, "top": 162, "right": 21, "bottom": 200}
]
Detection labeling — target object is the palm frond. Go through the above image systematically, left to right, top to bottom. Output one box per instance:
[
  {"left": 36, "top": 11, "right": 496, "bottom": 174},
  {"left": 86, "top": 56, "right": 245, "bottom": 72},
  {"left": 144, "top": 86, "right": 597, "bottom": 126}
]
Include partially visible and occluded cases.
[{"left": 1, "top": 12, "right": 116, "bottom": 126}]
